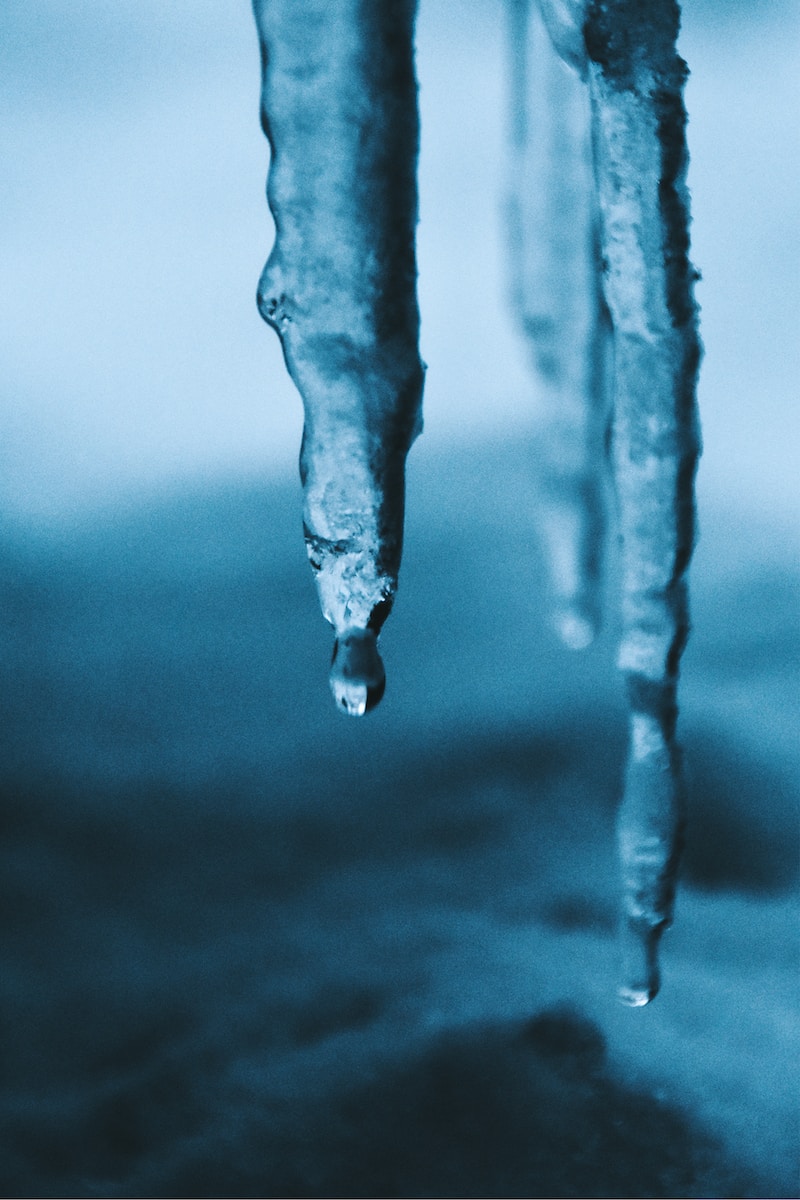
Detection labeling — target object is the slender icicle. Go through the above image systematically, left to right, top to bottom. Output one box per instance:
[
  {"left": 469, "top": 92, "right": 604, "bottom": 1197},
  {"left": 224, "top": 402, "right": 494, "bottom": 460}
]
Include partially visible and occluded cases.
[
  {"left": 252, "top": 0, "right": 424, "bottom": 715},
  {"left": 506, "top": 0, "right": 611, "bottom": 649},
  {"left": 584, "top": 0, "right": 702, "bottom": 1004}
]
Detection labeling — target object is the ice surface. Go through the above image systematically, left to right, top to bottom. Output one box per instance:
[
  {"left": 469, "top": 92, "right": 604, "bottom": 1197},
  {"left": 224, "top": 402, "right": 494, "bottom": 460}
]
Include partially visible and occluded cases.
[
  {"left": 253, "top": 0, "right": 423, "bottom": 705},
  {"left": 253, "top": 0, "right": 702, "bottom": 1000},
  {"left": 503, "top": 0, "right": 701, "bottom": 1001},
  {"left": 505, "top": 0, "right": 610, "bottom": 649}
]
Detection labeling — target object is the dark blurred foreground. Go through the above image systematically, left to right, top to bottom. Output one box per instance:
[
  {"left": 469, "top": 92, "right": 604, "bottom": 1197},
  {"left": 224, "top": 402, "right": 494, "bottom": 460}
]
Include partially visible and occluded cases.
[{"left": 0, "top": 440, "right": 797, "bottom": 1197}]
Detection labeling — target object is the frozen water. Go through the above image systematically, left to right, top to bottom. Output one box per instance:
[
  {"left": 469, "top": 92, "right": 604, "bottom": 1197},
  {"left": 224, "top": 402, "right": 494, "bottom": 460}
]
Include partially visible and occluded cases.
[{"left": 253, "top": 0, "right": 423, "bottom": 711}]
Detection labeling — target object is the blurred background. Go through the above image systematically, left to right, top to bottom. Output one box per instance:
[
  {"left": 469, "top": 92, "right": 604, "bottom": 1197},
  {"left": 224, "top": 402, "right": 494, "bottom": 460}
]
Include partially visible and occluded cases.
[
  {"left": 0, "top": 0, "right": 797, "bottom": 527},
  {"left": 0, "top": 1, "right": 797, "bottom": 1196}
]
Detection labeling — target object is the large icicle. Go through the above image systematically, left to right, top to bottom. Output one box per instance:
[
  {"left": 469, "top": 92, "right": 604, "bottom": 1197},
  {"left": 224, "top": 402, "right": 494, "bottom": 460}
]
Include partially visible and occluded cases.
[
  {"left": 252, "top": 0, "right": 424, "bottom": 715},
  {"left": 253, "top": 0, "right": 701, "bottom": 1005},
  {"left": 506, "top": 0, "right": 611, "bottom": 650},
  {"left": 584, "top": 0, "right": 702, "bottom": 1004}
]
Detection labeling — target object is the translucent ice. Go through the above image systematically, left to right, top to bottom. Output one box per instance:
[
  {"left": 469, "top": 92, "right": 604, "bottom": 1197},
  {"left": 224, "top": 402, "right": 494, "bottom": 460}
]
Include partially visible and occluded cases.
[
  {"left": 252, "top": 0, "right": 424, "bottom": 713},
  {"left": 254, "top": 0, "right": 701, "bottom": 1002},
  {"left": 505, "top": 0, "right": 611, "bottom": 648}
]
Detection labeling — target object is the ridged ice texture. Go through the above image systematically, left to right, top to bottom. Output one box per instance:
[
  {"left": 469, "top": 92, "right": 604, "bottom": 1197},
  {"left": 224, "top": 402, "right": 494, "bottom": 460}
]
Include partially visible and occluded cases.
[
  {"left": 252, "top": 0, "right": 424, "bottom": 713},
  {"left": 253, "top": 0, "right": 700, "bottom": 1002},
  {"left": 506, "top": 0, "right": 611, "bottom": 650},
  {"left": 511, "top": 0, "right": 701, "bottom": 1003},
  {"left": 583, "top": 0, "right": 702, "bottom": 1003}
]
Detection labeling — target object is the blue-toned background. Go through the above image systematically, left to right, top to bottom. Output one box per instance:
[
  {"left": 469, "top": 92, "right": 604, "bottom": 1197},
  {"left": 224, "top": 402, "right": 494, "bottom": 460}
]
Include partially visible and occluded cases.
[
  {"left": 1, "top": 0, "right": 797, "bottom": 525},
  {"left": 0, "top": 1, "right": 797, "bottom": 1195}
]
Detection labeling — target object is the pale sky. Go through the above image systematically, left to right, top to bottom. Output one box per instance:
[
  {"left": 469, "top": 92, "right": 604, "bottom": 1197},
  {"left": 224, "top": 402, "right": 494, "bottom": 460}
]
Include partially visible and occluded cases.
[{"left": 0, "top": 0, "right": 797, "bottom": 528}]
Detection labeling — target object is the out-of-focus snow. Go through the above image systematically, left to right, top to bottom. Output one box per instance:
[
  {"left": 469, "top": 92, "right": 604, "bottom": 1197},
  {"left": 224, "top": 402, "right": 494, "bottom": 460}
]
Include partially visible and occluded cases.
[{"left": 0, "top": 444, "right": 796, "bottom": 1195}]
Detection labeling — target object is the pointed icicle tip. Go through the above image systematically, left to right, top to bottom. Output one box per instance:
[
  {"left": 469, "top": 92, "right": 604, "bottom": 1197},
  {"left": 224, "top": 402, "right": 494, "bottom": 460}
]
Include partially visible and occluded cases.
[
  {"left": 329, "top": 628, "right": 386, "bottom": 717},
  {"left": 618, "top": 918, "right": 664, "bottom": 1007}
]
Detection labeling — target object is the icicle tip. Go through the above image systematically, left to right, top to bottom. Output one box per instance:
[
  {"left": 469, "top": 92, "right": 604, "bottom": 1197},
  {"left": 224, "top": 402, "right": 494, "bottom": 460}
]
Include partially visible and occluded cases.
[
  {"left": 329, "top": 628, "right": 386, "bottom": 717},
  {"left": 618, "top": 917, "right": 664, "bottom": 1007}
]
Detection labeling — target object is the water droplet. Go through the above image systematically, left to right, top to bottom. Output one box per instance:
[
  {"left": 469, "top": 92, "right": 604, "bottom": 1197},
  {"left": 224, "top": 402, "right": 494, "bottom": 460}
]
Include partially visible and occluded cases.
[
  {"left": 329, "top": 629, "right": 386, "bottom": 717},
  {"left": 618, "top": 919, "right": 662, "bottom": 1007},
  {"left": 618, "top": 983, "right": 655, "bottom": 1008}
]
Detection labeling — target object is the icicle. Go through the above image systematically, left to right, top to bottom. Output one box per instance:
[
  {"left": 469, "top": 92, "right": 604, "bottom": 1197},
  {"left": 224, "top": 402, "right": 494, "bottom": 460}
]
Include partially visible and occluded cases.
[
  {"left": 252, "top": 0, "right": 424, "bottom": 715},
  {"left": 253, "top": 0, "right": 701, "bottom": 1003},
  {"left": 505, "top": 0, "right": 611, "bottom": 650},
  {"left": 508, "top": 0, "right": 700, "bottom": 1002},
  {"left": 583, "top": 0, "right": 702, "bottom": 1004}
]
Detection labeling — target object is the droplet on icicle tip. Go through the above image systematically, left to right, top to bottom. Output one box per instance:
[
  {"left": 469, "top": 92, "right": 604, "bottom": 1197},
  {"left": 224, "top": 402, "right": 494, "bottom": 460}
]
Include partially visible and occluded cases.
[
  {"left": 329, "top": 628, "right": 386, "bottom": 717},
  {"left": 618, "top": 919, "right": 663, "bottom": 1007}
]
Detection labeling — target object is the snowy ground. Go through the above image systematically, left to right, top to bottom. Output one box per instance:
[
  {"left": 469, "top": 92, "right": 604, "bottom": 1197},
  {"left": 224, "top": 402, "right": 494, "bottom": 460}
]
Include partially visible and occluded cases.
[{"left": 0, "top": 439, "right": 797, "bottom": 1196}]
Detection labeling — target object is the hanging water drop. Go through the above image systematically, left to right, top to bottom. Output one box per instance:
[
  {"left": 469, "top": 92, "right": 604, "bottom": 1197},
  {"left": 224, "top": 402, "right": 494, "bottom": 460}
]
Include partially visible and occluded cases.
[{"left": 329, "top": 630, "right": 386, "bottom": 717}]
